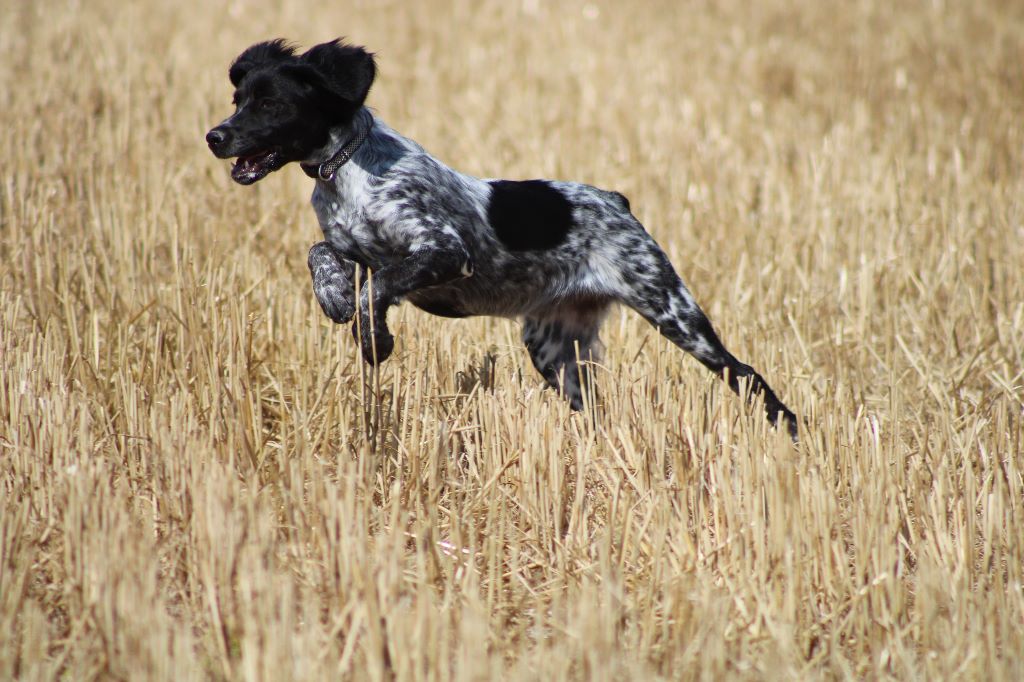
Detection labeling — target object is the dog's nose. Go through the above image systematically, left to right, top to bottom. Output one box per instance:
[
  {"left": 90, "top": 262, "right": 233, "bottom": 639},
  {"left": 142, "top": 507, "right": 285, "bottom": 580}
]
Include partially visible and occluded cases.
[{"left": 206, "top": 128, "right": 227, "bottom": 149}]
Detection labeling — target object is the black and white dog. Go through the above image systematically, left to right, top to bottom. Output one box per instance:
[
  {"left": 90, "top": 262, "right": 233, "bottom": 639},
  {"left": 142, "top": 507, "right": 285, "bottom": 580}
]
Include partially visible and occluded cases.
[{"left": 206, "top": 39, "right": 798, "bottom": 439}]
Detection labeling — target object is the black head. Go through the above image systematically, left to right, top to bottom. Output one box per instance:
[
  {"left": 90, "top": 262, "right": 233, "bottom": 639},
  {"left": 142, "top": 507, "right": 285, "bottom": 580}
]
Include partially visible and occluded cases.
[{"left": 206, "top": 39, "right": 377, "bottom": 184}]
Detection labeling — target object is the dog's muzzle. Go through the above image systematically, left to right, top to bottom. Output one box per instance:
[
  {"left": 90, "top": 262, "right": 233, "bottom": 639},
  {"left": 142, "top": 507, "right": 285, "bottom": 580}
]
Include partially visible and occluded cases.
[
  {"left": 206, "top": 126, "right": 282, "bottom": 185},
  {"left": 206, "top": 127, "right": 232, "bottom": 157}
]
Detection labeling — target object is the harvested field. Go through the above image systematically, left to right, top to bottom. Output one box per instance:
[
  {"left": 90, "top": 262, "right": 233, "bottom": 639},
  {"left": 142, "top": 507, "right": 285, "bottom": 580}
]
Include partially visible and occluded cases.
[{"left": 2, "top": 0, "right": 1023, "bottom": 678}]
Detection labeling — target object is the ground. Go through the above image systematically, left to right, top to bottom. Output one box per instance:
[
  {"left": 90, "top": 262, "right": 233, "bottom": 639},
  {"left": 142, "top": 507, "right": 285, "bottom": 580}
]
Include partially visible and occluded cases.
[{"left": 1, "top": 0, "right": 1022, "bottom": 679}]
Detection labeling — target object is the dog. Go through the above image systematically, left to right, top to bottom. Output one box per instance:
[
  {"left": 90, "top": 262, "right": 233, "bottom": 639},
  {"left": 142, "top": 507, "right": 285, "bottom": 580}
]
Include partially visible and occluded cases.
[{"left": 206, "top": 39, "right": 799, "bottom": 439}]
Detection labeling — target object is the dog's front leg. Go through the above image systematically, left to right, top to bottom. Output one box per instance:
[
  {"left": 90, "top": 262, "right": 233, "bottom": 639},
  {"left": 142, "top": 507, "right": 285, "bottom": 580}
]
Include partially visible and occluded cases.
[
  {"left": 353, "top": 240, "right": 472, "bottom": 365},
  {"left": 308, "top": 241, "right": 359, "bottom": 324}
]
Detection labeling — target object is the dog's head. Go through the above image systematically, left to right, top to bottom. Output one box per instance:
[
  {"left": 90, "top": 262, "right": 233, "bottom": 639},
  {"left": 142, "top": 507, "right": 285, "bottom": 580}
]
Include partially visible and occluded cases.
[{"left": 206, "top": 39, "right": 376, "bottom": 184}]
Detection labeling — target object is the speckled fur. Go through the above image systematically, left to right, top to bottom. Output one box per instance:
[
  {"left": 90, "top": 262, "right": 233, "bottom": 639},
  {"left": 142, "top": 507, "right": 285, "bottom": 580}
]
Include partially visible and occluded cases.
[
  {"left": 207, "top": 39, "right": 797, "bottom": 438},
  {"left": 307, "top": 112, "right": 797, "bottom": 438}
]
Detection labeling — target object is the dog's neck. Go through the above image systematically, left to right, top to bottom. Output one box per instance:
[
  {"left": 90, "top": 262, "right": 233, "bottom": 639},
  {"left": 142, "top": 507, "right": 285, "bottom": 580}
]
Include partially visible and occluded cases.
[{"left": 301, "top": 108, "right": 374, "bottom": 181}]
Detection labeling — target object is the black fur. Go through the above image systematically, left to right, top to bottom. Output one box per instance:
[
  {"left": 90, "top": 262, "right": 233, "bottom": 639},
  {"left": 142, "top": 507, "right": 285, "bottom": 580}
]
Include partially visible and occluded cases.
[
  {"left": 206, "top": 39, "right": 376, "bottom": 184},
  {"left": 228, "top": 39, "right": 296, "bottom": 86},
  {"left": 300, "top": 40, "right": 376, "bottom": 111},
  {"left": 487, "top": 180, "right": 575, "bottom": 251},
  {"left": 408, "top": 299, "right": 469, "bottom": 318}
]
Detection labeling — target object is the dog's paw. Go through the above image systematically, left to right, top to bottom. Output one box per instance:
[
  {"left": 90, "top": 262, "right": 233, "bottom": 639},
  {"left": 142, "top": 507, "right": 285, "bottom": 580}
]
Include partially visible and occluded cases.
[
  {"left": 312, "top": 272, "right": 356, "bottom": 324},
  {"left": 352, "top": 316, "right": 394, "bottom": 365}
]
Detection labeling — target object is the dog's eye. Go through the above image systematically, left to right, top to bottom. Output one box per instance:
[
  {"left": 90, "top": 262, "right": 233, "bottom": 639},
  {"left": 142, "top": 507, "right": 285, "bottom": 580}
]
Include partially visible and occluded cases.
[{"left": 258, "top": 99, "right": 277, "bottom": 111}]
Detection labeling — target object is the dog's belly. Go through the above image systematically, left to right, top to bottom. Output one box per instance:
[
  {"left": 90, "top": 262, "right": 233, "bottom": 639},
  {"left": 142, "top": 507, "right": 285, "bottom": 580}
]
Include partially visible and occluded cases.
[
  {"left": 405, "top": 274, "right": 554, "bottom": 319},
  {"left": 406, "top": 291, "right": 470, "bottom": 318}
]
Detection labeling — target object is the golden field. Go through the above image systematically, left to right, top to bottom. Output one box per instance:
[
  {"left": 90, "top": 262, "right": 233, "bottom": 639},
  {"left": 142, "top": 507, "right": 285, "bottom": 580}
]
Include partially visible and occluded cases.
[{"left": 2, "top": 0, "right": 1022, "bottom": 678}]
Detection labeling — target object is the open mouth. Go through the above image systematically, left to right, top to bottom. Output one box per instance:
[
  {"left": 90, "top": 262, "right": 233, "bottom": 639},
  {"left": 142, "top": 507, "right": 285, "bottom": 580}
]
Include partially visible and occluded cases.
[{"left": 231, "top": 150, "right": 282, "bottom": 185}]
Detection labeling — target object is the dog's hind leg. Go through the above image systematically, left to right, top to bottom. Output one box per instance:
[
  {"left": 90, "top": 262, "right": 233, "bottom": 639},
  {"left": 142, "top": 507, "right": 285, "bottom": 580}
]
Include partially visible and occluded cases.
[
  {"left": 615, "top": 243, "right": 798, "bottom": 439},
  {"left": 522, "top": 302, "right": 609, "bottom": 411}
]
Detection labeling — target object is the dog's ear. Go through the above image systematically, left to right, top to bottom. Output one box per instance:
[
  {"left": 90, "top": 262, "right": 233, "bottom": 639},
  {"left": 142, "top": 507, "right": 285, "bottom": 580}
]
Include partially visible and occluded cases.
[
  {"left": 229, "top": 39, "right": 296, "bottom": 86},
  {"left": 300, "top": 40, "right": 376, "bottom": 107}
]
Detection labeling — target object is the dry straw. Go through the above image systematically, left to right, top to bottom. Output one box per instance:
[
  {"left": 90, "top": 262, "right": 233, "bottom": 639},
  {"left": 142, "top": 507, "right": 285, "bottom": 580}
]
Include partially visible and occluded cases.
[{"left": 2, "top": 0, "right": 1022, "bottom": 679}]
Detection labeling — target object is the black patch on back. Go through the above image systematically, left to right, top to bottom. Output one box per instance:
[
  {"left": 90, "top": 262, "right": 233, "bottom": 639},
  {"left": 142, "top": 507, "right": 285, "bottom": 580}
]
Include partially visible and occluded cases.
[{"left": 487, "top": 180, "right": 574, "bottom": 251}]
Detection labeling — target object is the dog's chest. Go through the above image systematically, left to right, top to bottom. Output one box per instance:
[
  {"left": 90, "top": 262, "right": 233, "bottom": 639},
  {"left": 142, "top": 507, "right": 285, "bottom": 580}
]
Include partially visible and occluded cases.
[{"left": 311, "top": 182, "right": 392, "bottom": 267}]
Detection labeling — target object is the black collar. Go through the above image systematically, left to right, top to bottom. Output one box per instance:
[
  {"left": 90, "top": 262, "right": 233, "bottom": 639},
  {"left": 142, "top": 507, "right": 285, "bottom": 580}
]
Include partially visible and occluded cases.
[{"left": 300, "top": 109, "right": 374, "bottom": 181}]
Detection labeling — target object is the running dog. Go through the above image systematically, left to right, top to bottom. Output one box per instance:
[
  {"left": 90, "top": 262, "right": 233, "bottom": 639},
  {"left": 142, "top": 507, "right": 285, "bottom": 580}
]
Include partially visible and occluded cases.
[{"left": 206, "top": 39, "right": 798, "bottom": 439}]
